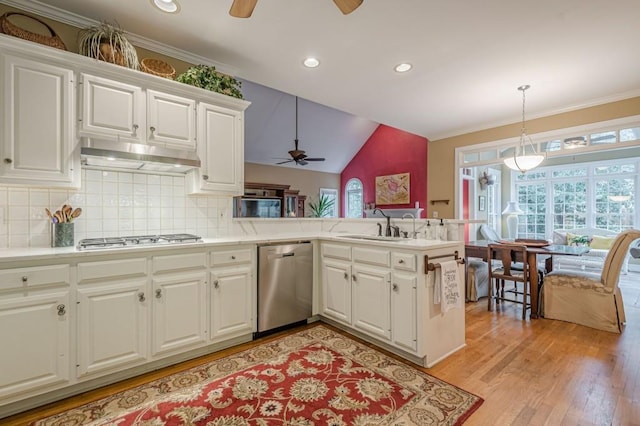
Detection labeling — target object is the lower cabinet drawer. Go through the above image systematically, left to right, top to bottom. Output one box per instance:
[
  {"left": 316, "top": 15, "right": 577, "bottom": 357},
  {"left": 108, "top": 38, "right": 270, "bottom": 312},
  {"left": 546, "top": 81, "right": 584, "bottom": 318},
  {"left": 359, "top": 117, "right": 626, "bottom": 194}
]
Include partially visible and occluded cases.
[
  {"left": 322, "top": 243, "right": 352, "bottom": 261},
  {"left": 352, "top": 246, "right": 390, "bottom": 267},
  {"left": 211, "top": 248, "right": 252, "bottom": 266},
  {"left": 77, "top": 258, "right": 147, "bottom": 283},
  {"left": 0, "top": 264, "right": 69, "bottom": 290}
]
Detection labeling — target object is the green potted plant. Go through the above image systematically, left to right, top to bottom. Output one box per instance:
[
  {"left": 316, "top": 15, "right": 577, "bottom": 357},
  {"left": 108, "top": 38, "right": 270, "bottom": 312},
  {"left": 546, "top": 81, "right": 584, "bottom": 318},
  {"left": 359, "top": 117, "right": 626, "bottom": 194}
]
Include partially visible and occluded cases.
[
  {"left": 78, "top": 22, "right": 139, "bottom": 70},
  {"left": 175, "top": 65, "right": 243, "bottom": 99},
  {"left": 308, "top": 193, "right": 335, "bottom": 217}
]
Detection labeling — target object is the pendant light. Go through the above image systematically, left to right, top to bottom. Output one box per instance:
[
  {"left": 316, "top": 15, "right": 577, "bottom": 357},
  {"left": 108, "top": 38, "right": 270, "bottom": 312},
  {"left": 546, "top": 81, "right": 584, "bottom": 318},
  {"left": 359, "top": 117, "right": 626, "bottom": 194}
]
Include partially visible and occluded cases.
[{"left": 504, "top": 85, "right": 544, "bottom": 173}]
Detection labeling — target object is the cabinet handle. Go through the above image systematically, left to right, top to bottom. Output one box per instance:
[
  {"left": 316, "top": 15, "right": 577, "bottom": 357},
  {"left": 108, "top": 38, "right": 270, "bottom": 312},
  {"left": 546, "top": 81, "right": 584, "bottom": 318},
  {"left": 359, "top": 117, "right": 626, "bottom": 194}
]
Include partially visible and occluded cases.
[
  {"left": 132, "top": 123, "right": 139, "bottom": 136},
  {"left": 149, "top": 126, "right": 156, "bottom": 138},
  {"left": 4, "top": 158, "right": 12, "bottom": 164},
  {"left": 202, "top": 174, "right": 209, "bottom": 181},
  {"left": 231, "top": 255, "right": 236, "bottom": 260},
  {"left": 398, "top": 259, "right": 405, "bottom": 264},
  {"left": 343, "top": 272, "right": 348, "bottom": 280},
  {"left": 352, "top": 274, "right": 357, "bottom": 282},
  {"left": 22, "top": 276, "right": 28, "bottom": 283},
  {"left": 213, "top": 280, "right": 219, "bottom": 289},
  {"left": 392, "top": 283, "right": 399, "bottom": 292},
  {"left": 155, "top": 289, "right": 162, "bottom": 298},
  {"left": 138, "top": 292, "right": 146, "bottom": 302},
  {"left": 57, "top": 304, "right": 66, "bottom": 316}
]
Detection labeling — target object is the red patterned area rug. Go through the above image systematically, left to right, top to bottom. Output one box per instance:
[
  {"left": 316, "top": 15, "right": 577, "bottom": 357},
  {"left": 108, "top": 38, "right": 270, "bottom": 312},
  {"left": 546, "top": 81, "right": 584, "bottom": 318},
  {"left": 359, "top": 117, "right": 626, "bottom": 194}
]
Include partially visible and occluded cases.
[{"left": 33, "top": 326, "right": 482, "bottom": 425}]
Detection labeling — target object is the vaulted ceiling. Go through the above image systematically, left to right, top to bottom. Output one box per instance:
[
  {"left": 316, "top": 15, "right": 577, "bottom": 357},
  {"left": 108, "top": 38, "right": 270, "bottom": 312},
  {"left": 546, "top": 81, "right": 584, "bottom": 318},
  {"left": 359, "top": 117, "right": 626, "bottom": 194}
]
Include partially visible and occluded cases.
[{"left": 15, "top": 0, "right": 640, "bottom": 173}]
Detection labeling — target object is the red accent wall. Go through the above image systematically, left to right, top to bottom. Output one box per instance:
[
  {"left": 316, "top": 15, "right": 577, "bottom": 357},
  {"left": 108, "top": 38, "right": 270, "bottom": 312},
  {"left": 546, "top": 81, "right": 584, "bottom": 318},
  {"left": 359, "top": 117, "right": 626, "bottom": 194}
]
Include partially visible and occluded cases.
[{"left": 340, "top": 124, "right": 428, "bottom": 217}]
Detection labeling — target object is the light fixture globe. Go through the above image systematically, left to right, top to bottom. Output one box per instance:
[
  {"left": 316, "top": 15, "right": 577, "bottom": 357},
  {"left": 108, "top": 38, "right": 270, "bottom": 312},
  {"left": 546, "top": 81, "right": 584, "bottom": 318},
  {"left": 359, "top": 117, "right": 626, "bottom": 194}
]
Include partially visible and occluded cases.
[
  {"left": 504, "top": 85, "right": 544, "bottom": 173},
  {"left": 504, "top": 153, "right": 544, "bottom": 172}
]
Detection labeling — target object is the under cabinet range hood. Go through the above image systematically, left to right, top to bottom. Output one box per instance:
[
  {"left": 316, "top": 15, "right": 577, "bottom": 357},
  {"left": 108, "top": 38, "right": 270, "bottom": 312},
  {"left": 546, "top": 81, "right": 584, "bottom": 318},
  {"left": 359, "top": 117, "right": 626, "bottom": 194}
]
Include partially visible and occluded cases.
[{"left": 80, "top": 138, "right": 201, "bottom": 173}]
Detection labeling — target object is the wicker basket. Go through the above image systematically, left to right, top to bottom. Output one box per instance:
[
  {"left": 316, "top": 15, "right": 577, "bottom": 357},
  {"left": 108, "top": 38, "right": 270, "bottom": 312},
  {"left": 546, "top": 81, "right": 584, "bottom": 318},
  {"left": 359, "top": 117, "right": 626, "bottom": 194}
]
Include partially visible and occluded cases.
[
  {"left": 0, "top": 12, "right": 66, "bottom": 51},
  {"left": 140, "top": 58, "right": 176, "bottom": 79}
]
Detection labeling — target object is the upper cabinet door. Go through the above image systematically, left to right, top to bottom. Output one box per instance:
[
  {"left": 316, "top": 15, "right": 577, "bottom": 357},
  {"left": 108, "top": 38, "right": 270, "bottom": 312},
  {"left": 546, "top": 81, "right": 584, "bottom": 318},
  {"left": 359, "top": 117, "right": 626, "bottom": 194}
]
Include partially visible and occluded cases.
[
  {"left": 0, "top": 54, "right": 79, "bottom": 187},
  {"left": 79, "top": 73, "right": 144, "bottom": 142},
  {"left": 146, "top": 90, "right": 196, "bottom": 150},
  {"left": 188, "top": 102, "right": 244, "bottom": 195}
]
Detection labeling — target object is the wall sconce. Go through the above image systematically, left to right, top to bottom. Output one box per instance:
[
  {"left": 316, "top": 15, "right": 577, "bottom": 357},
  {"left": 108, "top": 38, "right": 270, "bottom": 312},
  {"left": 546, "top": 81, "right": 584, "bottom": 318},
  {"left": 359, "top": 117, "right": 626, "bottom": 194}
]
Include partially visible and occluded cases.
[{"left": 478, "top": 171, "right": 495, "bottom": 189}]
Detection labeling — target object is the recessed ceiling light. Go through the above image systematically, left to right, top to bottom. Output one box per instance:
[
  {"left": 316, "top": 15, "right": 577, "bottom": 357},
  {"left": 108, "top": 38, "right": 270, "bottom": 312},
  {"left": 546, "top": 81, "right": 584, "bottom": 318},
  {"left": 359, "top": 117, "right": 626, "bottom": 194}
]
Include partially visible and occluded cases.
[
  {"left": 151, "top": 0, "right": 180, "bottom": 13},
  {"left": 303, "top": 57, "right": 320, "bottom": 68},
  {"left": 394, "top": 63, "right": 412, "bottom": 73}
]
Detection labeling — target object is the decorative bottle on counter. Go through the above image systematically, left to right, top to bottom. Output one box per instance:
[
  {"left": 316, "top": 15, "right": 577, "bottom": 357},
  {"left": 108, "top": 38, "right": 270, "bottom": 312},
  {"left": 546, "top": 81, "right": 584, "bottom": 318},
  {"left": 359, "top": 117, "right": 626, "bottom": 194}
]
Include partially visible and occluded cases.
[
  {"left": 437, "top": 218, "right": 447, "bottom": 240},
  {"left": 424, "top": 220, "right": 434, "bottom": 239}
]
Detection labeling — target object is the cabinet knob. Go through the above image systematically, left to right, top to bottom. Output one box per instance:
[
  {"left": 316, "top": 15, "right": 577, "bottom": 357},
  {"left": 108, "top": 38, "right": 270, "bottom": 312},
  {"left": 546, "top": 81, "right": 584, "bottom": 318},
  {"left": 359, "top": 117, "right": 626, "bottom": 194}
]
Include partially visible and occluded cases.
[
  {"left": 132, "top": 124, "right": 139, "bottom": 136},
  {"left": 149, "top": 126, "right": 156, "bottom": 137},
  {"left": 3, "top": 158, "right": 12, "bottom": 164},
  {"left": 202, "top": 174, "right": 209, "bottom": 181},
  {"left": 231, "top": 255, "right": 236, "bottom": 260},
  {"left": 398, "top": 259, "right": 405, "bottom": 264},
  {"left": 343, "top": 272, "right": 348, "bottom": 280},
  {"left": 352, "top": 274, "right": 357, "bottom": 282},
  {"left": 22, "top": 276, "right": 28, "bottom": 283},
  {"left": 213, "top": 280, "right": 219, "bottom": 289},
  {"left": 392, "top": 283, "right": 399, "bottom": 292},
  {"left": 155, "top": 289, "right": 162, "bottom": 298},
  {"left": 138, "top": 292, "right": 146, "bottom": 302},
  {"left": 57, "top": 304, "right": 66, "bottom": 316}
]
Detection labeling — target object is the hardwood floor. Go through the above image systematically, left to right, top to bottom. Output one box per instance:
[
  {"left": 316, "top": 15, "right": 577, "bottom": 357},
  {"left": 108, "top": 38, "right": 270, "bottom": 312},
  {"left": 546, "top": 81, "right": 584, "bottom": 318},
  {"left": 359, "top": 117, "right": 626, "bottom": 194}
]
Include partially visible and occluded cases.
[{"left": 5, "top": 272, "right": 640, "bottom": 425}]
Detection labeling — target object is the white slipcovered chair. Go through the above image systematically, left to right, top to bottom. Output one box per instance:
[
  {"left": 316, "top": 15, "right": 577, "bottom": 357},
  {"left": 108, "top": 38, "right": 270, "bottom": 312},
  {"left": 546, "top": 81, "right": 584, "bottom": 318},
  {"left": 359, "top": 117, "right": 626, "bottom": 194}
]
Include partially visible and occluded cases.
[{"left": 542, "top": 229, "right": 640, "bottom": 333}]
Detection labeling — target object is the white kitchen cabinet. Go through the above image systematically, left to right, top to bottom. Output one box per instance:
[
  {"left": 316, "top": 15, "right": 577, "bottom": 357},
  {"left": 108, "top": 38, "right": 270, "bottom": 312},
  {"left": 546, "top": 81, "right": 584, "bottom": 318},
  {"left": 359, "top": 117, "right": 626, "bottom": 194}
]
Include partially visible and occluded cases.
[
  {"left": 0, "top": 53, "right": 78, "bottom": 187},
  {"left": 79, "top": 73, "right": 145, "bottom": 142},
  {"left": 146, "top": 89, "right": 196, "bottom": 149},
  {"left": 188, "top": 102, "right": 244, "bottom": 195},
  {"left": 209, "top": 246, "right": 254, "bottom": 341},
  {"left": 151, "top": 252, "right": 208, "bottom": 356},
  {"left": 76, "top": 258, "right": 149, "bottom": 378},
  {"left": 320, "top": 258, "right": 352, "bottom": 325},
  {"left": 0, "top": 264, "right": 71, "bottom": 401},
  {"left": 352, "top": 264, "right": 391, "bottom": 340},
  {"left": 210, "top": 265, "right": 253, "bottom": 341},
  {"left": 391, "top": 271, "right": 418, "bottom": 352},
  {"left": 152, "top": 272, "right": 207, "bottom": 355},
  {"left": 76, "top": 279, "right": 149, "bottom": 378},
  {"left": 0, "top": 291, "right": 70, "bottom": 399}
]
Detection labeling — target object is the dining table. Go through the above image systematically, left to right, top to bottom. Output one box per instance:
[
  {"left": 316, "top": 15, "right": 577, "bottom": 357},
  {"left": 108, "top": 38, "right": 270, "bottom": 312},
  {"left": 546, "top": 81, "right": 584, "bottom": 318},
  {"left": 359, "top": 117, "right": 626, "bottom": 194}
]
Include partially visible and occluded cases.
[{"left": 465, "top": 240, "right": 591, "bottom": 319}]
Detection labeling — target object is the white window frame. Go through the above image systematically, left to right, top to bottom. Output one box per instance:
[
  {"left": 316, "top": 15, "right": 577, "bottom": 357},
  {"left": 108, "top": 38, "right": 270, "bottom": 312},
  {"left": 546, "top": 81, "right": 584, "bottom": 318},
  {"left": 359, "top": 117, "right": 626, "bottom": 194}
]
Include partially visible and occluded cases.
[
  {"left": 345, "top": 178, "right": 363, "bottom": 218},
  {"left": 319, "top": 188, "right": 339, "bottom": 218}
]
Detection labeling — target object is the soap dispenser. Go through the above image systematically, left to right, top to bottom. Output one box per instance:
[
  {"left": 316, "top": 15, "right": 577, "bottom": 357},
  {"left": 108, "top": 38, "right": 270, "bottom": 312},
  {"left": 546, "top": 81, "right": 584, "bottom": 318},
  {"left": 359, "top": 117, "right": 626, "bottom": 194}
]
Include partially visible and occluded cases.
[
  {"left": 437, "top": 218, "right": 447, "bottom": 240},
  {"left": 424, "top": 220, "right": 433, "bottom": 240}
]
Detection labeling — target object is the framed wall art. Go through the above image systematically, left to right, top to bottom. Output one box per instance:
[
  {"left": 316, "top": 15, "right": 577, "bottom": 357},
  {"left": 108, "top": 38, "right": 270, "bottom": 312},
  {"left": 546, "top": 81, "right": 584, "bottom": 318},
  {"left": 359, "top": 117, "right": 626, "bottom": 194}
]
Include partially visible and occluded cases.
[{"left": 375, "top": 172, "right": 410, "bottom": 205}]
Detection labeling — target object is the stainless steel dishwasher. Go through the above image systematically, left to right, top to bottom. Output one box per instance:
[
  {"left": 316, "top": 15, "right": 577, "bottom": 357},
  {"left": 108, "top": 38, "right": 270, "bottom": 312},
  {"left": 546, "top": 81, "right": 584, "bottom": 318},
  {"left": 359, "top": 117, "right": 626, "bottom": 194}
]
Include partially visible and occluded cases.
[{"left": 257, "top": 241, "right": 313, "bottom": 336}]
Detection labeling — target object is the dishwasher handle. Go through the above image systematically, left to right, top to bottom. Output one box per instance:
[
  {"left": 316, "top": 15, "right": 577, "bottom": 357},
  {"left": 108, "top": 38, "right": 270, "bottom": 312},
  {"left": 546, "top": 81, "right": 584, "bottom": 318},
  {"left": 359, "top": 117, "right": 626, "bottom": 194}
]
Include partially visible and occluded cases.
[{"left": 280, "top": 252, "right": 295, "bottom": 257}]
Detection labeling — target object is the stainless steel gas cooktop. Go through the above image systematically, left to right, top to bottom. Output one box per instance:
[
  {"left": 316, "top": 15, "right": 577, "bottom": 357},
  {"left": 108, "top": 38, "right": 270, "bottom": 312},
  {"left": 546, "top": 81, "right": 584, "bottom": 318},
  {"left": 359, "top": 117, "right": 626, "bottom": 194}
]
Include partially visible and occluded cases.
[{"left": 77, "top": 234, "right": 202, "bottom": 250}]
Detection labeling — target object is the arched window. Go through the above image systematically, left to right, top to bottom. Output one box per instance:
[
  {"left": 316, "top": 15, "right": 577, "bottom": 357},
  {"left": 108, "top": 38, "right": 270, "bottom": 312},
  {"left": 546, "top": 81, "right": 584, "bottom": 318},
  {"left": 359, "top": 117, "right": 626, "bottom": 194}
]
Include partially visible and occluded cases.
[{"left": 345, "top": 178, "right": 363, "bottom": 218}]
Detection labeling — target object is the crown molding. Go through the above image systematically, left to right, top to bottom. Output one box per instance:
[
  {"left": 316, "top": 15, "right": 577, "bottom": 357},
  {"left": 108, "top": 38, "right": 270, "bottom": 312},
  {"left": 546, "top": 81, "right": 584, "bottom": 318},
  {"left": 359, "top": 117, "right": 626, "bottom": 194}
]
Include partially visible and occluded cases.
[
  {"left": 0, "top": 0, "right": 238, "bottom": 75},
  {"left": 430, "top": 88, "right": 640, "bottom": 142}
]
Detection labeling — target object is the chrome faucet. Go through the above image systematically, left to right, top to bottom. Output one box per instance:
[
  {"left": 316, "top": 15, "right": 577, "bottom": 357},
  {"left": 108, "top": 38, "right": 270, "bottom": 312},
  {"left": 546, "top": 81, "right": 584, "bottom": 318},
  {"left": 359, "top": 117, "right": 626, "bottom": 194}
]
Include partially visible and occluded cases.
[
  {"left": 373, "top": 208, "right": 392, "bottom": 236},
  {"left": 402, "top": 213, "right": 418, "bottom": 238}
]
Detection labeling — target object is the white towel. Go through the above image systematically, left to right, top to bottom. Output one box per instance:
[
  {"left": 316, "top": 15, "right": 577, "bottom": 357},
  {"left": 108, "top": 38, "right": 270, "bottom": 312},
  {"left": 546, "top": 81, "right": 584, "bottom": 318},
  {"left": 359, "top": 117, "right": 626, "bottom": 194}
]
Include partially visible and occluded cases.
[{"left": 435, "top": 260, "right": 463, "bottom": 313}]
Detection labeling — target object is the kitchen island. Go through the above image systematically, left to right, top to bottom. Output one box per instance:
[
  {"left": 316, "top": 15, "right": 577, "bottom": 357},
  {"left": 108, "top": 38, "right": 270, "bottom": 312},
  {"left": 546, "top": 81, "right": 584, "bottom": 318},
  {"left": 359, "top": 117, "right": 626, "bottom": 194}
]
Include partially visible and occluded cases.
[{"left": 0, "top": 233, "right": 465, "bottom": 419}]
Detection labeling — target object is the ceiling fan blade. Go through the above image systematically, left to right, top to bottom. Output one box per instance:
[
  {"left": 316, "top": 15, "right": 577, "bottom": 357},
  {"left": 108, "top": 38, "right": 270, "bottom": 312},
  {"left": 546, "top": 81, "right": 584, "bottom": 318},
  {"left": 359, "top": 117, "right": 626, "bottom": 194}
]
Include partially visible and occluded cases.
[
  {"left": 229, "top": 0, "right": 258, "bottom": 18},
  {"left": 333, "top": 0, "right": 363, "bottom": 14},
  {"left": 304, "top": 157, "right": 325, "bottom": 162},
  {"left": 276, "top": 159, "right": 294, "bottom": 165},
  {"left": 297, "top": 159, "right": 309, "bottom": 166}
]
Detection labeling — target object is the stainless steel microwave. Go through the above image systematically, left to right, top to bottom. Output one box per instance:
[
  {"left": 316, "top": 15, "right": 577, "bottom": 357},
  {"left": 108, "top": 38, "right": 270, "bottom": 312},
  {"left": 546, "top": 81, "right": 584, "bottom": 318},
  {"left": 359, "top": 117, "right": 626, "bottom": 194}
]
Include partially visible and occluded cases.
[{"left": 233, "top": 197, "right": 282, "bottom": 218}]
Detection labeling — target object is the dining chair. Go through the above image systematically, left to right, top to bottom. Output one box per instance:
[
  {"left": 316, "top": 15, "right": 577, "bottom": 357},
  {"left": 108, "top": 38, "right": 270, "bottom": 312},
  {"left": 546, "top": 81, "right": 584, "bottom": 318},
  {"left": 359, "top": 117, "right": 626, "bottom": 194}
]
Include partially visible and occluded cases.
[
  {"left": 542, "top": 229, "right": 640, "bottom": 333},
  {"left": 487, "top": 243, "right": 531, "bottom": 319}
]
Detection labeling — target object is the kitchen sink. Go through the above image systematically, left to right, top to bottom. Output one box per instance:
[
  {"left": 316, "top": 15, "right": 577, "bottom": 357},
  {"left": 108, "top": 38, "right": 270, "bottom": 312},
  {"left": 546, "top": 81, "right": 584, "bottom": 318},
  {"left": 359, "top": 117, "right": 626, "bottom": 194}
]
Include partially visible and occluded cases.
[{"left": 335, "top": 234, "right": 408, "bottom": 242}]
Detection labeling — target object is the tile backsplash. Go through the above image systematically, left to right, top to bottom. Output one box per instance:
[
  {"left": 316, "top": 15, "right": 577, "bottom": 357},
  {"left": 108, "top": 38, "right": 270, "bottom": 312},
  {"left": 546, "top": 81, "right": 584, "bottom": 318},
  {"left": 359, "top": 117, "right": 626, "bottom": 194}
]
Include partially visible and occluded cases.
[{"left": 0, "top": 168, "right": 233, "bottom": 248}]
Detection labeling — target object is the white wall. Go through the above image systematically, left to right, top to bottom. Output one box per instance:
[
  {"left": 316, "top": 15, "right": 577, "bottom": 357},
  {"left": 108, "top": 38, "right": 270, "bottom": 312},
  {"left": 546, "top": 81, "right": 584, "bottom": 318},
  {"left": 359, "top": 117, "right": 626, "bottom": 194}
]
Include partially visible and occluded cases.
[{"left": 0, "top": 168, "right": 233, "bottom": 248}]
